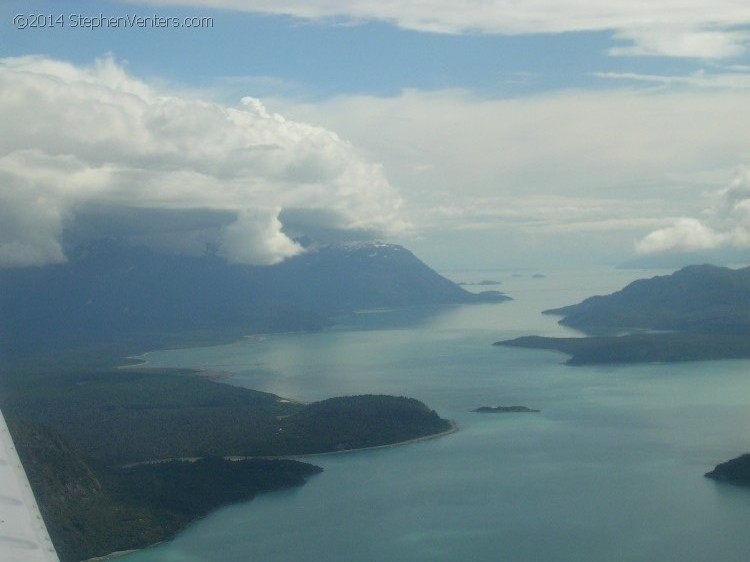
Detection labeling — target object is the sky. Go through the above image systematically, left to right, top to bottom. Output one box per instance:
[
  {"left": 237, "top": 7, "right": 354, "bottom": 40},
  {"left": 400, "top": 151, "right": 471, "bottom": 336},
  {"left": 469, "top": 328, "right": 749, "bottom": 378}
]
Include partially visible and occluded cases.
[{"left": 3, "top": 1, "right": 750, "bottom": 269}]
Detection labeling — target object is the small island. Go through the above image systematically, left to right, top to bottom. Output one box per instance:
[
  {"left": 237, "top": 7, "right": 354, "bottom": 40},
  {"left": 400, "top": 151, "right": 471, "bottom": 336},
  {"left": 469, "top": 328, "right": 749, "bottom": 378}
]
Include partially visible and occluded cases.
[
  {"left": 458, "top": 279, "right": 502, "bottom": 286},
  {"left": 473, "top": 405, "right": 540, "bottom": 413}
]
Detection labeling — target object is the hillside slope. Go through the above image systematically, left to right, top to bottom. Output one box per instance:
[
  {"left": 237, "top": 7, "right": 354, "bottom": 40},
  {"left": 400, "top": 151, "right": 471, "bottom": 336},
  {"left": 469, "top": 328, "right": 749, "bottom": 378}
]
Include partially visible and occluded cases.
[{"left": 545, "top": 264, "right": 750, "bottom": 333}]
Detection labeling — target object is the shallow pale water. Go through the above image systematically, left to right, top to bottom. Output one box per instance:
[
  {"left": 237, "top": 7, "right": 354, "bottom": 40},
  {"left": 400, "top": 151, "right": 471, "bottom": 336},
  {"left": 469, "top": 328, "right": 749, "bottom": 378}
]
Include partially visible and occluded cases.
[{"left": 121, "top": 268, "right": 750, "bottom": 561}]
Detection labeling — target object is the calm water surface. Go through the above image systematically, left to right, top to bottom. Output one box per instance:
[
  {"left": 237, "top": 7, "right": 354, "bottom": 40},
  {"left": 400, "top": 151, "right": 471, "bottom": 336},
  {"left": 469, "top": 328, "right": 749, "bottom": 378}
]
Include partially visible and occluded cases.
[{"left": 122, "top": 268, "right": 750, "bottom": 561}]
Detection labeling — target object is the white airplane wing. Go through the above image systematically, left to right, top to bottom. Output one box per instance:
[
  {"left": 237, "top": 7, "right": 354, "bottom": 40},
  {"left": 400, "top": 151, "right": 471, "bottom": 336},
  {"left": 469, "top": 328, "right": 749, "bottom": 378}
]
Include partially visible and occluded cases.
[{"left": 0, "top": 409, "right": 59, "bottom": 562}]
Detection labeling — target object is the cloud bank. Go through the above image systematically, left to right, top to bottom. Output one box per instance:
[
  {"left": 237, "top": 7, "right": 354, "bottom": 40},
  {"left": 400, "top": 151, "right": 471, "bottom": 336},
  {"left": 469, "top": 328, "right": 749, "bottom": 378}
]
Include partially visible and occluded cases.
[
  {"left": 139, "top": 0, "right": 750, "bottom": 58},
  {"left": 0, "top": 56, "right": 406, "bottom": 267},
  {"left": 272, "top": 87, "right": 750, "bottom": 241},
  {"left": 636, "top": 168, "right": 750, "bottom": 254}
]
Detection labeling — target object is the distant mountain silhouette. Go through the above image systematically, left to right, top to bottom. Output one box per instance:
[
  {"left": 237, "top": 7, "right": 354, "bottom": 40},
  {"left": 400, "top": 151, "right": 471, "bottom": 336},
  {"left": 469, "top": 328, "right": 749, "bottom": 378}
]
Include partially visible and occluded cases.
[
  {"left": 0, "top": 240, "right": 507, "bottom": 351},
  {"left": 619, "top": 248, "right": 750, "bottom": 270},
  {"left": 497, "top": 263, "right": 750, "bottom": 365},
  {"left": 545, "top": 264, "right": 750, "bottom": 333}
]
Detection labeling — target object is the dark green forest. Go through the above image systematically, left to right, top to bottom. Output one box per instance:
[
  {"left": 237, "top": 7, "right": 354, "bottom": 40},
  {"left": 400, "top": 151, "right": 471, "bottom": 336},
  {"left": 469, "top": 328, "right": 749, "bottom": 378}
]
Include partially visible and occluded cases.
[
  {"left": 1, "top": 345, "right": 451, "bottom": 561},
  {"left": 9, "top": 417, "right": 322, "bottom": 562}
]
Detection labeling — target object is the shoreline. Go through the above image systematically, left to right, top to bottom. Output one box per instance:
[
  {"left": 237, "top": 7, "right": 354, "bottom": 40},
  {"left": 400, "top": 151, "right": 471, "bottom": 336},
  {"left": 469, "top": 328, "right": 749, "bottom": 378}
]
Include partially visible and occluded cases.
[
  {"left": 116, "top": 332, "right": 277, "bottom": 370},
  {"left": 103, "top": 333, "right": 458, "bottom": 562},
  {"left": 231, "top": 419, "right": 459, "bottom": 461},
  {"left": 295, "top": 419, "right": 459, "bottom": 457},
  {"left": 121, "top": 420, "right": 458, "bottom": 469},
  {"left": 95, "top": 422, "right": 458, "bottom": 561},
  {"left": 83, "top": 548, "right": 150, "bottom": 561}
]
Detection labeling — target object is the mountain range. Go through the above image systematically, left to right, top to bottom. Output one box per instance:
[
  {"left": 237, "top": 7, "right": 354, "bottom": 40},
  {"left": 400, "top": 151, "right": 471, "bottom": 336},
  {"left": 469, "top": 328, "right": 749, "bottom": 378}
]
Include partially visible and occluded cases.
[
  {"left": 0, "top": 239, "right": 507, "bottom": 353},
  {"left": 497, "top": 263, "right": 750, "bottom": 365},
  {"left": 546, "top": 264, "right": 750, "bottom": 334}
]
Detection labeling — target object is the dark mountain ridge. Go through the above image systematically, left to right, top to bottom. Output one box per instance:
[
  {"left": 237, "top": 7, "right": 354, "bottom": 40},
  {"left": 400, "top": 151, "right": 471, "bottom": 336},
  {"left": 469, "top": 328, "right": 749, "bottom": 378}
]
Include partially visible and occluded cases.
[
  {"left": 0, "top": 239, "right": 507, "bottom": 352},
  {"left": 497, "top": 263, "right": 750, "bottom": 364},
  {"left": 545, "top": 264, "right": 750, "bottom": 333}
]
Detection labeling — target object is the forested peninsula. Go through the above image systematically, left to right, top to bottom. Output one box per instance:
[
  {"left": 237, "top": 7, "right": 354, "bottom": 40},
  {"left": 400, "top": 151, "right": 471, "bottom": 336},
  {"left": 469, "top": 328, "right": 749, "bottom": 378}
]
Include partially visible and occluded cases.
[{"left": 3, "top": 362, "right": 452, "bottom": 562}]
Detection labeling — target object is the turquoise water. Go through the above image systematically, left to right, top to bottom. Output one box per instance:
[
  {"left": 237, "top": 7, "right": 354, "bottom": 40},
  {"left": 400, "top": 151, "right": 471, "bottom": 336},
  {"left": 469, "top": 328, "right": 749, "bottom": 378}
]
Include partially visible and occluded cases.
[{"left": 121, "top": 269, "right": 750, "bottom": 561}]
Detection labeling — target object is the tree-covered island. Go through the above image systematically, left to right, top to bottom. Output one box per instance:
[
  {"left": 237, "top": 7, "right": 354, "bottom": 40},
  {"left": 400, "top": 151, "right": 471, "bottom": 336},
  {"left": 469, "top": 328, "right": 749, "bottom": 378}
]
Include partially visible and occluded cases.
[{"left": 473, "top": 405, "right": 540, "bottom": 413}]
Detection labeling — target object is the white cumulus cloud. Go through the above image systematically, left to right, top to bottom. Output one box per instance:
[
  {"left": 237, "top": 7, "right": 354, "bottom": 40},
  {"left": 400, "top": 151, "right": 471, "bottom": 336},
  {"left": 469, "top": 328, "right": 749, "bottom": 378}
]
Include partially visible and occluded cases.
[
  {"left": 0, "top": 56, "right": 406, "bottom": 267},
  {"left": 636, "top": 168, "right": 750, "bottom": 254},
  {"left": 635, "top": 218, "right": 729, "bottom": 254}
]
